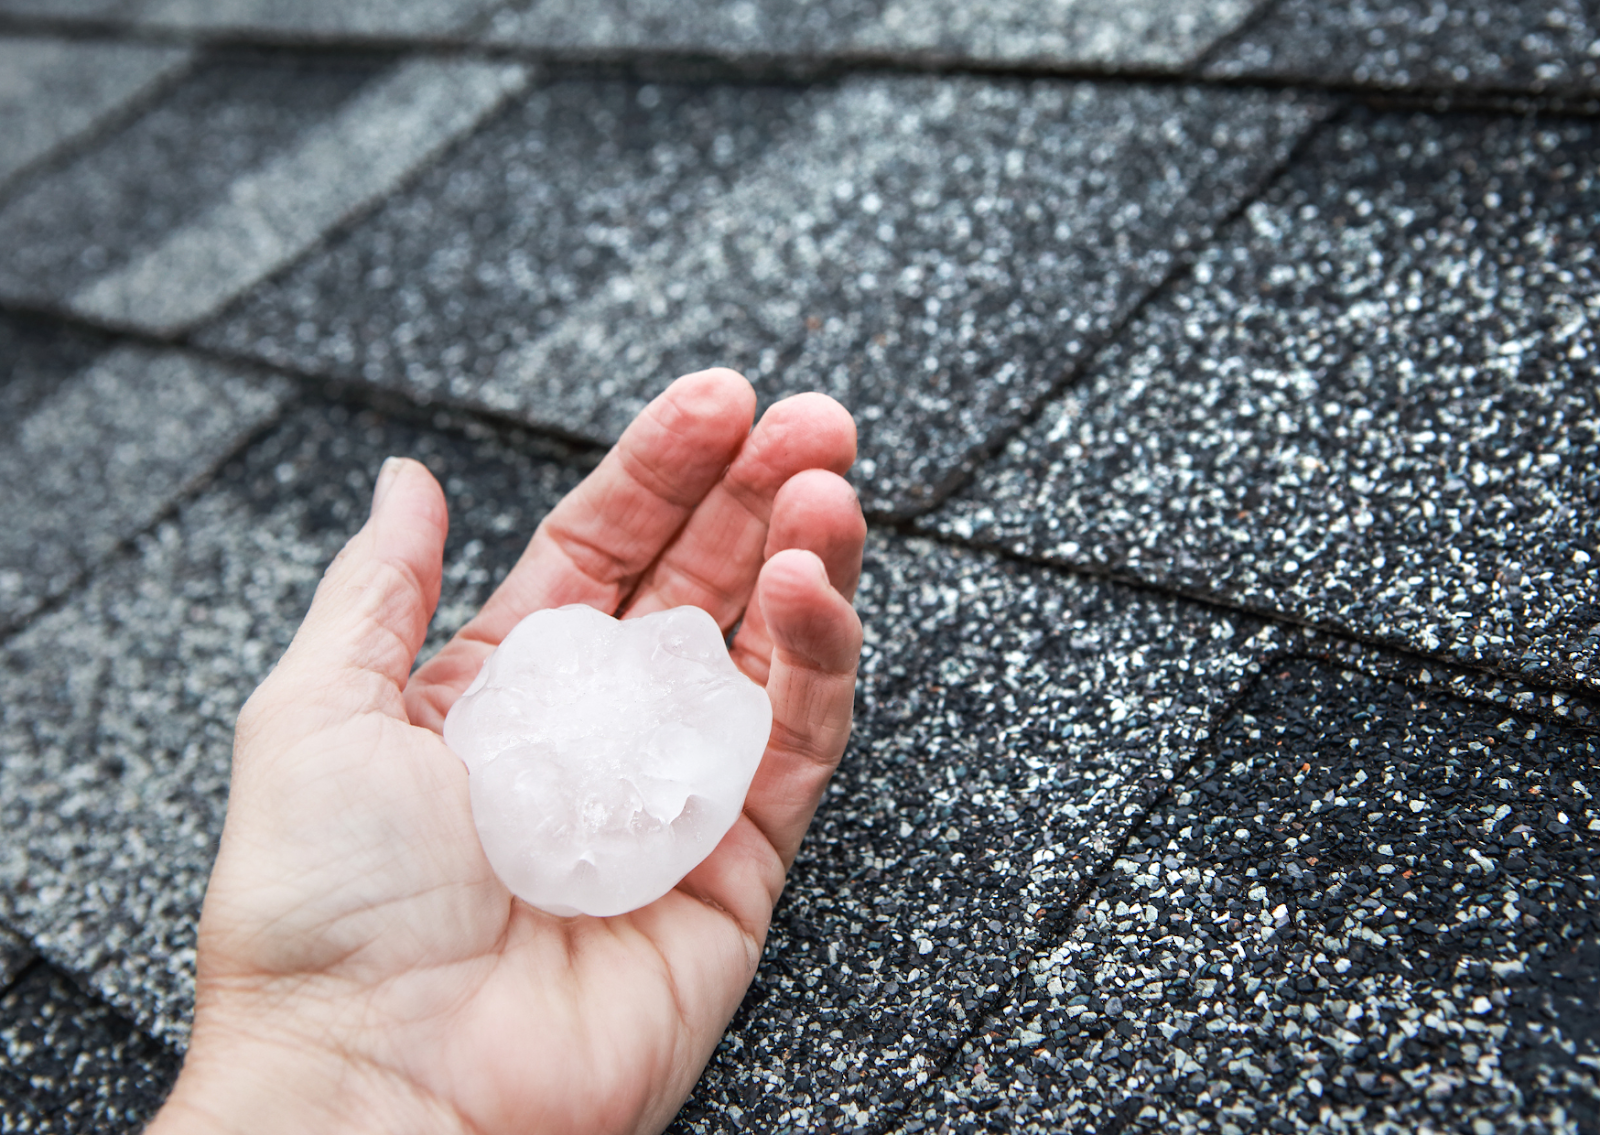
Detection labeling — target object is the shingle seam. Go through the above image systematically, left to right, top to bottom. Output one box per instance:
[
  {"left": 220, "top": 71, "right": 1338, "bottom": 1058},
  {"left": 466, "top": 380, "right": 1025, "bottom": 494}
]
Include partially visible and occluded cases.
[
  {"left": 2, "top": 22, "right": 1597, "bottom": 108},
  {"left": 0, "top": 43, "right": 197, "bottom": 203},
  {"left": 868, "top": 93, "right": 1347, "bottom": 524},
  {"left": 0, "top": 297, "right": 1585, "bottom": 714},
  {"left": 0, "top": 391, "right": 297, "bottom": 651},
  {"left": 907, "top": 518, "right": 1600, "bottom": 722},
  {"left": 870, "top": 644, "right": 1600, "bottom": 1135},
  {"left": 866, "top": 646, "right": 1293, "bottom": 1135}
]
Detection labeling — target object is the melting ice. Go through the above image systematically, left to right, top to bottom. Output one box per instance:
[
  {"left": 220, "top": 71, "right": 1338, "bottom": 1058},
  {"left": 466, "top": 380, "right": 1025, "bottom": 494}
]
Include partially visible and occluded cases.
[{"left": 443, "top": 604, "right": 772, "bottom": 917}]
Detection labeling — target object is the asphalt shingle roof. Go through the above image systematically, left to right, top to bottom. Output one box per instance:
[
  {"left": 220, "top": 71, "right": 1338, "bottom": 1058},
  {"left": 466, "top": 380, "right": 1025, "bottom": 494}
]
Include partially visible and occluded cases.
[{"left": 0, "top": 2, "right": 1595, "bottom": 1132}]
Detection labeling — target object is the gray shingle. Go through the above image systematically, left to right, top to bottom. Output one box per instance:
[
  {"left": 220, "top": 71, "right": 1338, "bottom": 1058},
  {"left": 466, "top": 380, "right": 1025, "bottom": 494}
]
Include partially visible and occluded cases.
[
  {"left": 0, "top": 0, "right": 503, "bottom": 39},
  {"left": 483, "top": 0, "right": 1257, "bottom": 68},
  {"left": 1206, "top": 0, "right": 1600, "bottom": 95},
  {"left": 0, "top": 36, "right": 190, "bottom": 194},
  {"left": 0, "top": 52, "right": 526, "bottom": 334},
  {"left": 203, "top": 77, "right": 1325, "bottom": 514},
  {"left": 933, "top": 110, "right": 1600, "bottom": 691},
  {"left": 0, "top": 342, "right": 290, "bottom": 633},
  {"left": 0, "top": 400, "right": 583, "bottom": 1042},
  {"left": 670, "top": 534, "right": 1271, "bottom": 1130},
  {"left": 910, "top": 660, "right": 1600, "bottom": 1134},
  {"left": 0, "top": 925, "right": 33, "bottom": 992},
  {"left": 0, "top": 963, "right": 179, "bottom": 1132}
]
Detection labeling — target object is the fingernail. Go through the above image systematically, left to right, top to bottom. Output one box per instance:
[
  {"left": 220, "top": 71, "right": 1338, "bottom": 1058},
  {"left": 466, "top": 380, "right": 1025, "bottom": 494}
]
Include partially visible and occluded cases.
[{"left": 371, "top": 456, "right": 403, "bottom": 516}]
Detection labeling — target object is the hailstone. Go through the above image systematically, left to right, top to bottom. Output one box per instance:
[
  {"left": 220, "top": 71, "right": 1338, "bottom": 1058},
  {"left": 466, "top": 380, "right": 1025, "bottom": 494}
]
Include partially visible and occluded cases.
[{"left": 443, "top": 604, "right": 772, "bottom": 917}]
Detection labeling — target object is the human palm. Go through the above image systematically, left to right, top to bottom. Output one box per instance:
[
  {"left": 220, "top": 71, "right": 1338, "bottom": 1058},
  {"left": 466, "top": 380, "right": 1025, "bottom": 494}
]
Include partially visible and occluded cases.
[{"left": 151, "top": 370, "right": 865, "bottom": 1135}]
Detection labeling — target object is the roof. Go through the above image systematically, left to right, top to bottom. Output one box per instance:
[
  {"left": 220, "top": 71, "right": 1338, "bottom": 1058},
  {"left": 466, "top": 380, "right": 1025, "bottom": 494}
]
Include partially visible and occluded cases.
[{"left": 0, "top": 1, "right": 1596, "bottom": 1131}]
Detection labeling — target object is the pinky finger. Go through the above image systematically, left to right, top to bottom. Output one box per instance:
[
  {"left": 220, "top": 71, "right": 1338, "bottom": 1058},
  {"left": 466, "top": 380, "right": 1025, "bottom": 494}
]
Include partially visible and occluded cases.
[{"left": 741, "top": 549, "right": 863, "bottom": 869}]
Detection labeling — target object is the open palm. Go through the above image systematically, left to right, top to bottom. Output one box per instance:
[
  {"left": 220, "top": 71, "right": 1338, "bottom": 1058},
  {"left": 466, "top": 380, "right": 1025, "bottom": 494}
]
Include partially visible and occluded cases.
[{"left": 151, "top": 370, "right": 865, "bottom": 1135}]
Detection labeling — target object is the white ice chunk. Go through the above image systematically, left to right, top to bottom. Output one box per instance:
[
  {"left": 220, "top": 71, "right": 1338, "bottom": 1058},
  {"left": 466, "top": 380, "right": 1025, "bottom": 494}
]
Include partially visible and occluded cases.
[{"left": 443, "top": 604, "right": 772, "bottom": 917}]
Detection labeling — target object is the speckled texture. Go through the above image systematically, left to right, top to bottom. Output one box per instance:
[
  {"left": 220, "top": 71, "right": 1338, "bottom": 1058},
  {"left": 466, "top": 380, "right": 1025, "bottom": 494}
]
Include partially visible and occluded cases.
[
  {"left": 0, "top": 0, "right": 501, "bottom": 38},
  {"left": 480, "top": 0, "right": 887, "bottom": 56},
  {"left": 484, "top": 0, "right": 1256, "bottom": 67},
  {"left": 1207, "top": 0, "right": 1600, "bottom": 95},
  {"left": 3, "top": 3, "right": 1600, "bottom": 1130},
  {"left": 0, "top": 36, "right": 190, "bottom": 193},
  {"left": 0, "top": 51, "right": 381, "bottom": 313},
  {"left": 69, "top": 58, "right": 526, "bottom": 334},
  {"left": 198, "top": 77, "right": 806, "bottom": 396},
  {"left": 204, "top": 77, "right": 1324, "bottom": 514},
  {"left": 934, "top": 110, "right": 1600, "bottom": 691},
  {"left": 0, "top": 313, "right": 106, "bottom": 448},
  {"left": 0, "top": 346, "right": 290, "bottom": 632},
  {"left": 0, "top": 400, "right": 584, "bottom": 1042},
  {"left": 667, "top": 534, "right": 1273, "bottom": 1131},
  {"left": 914, "top": 659, "right": 1600, "bottom": 1134},
  {"left": 0, "top": 926, "right": 33, "bottom": 992},
  {"left": 0, "top": 963, "right": 179, "bottom": 1133}
]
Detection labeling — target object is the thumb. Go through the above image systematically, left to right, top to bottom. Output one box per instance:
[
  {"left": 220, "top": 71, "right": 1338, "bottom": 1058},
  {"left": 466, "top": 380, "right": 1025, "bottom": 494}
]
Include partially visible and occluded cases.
[{"left": 248, "top": 457, "right": 448, "bottom": 738}]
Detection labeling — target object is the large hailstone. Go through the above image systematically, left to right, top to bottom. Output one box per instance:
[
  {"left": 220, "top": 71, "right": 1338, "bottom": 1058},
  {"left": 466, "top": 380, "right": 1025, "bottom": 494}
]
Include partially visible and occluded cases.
[{"left": 442, "top": 604, "right": 772, "bottom": 917}]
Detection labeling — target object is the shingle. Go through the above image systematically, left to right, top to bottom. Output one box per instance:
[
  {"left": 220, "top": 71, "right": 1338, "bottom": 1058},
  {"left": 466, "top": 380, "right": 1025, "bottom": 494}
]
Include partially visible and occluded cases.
[
  {"left": 0, "top": 0, "right": 503, "bottom": 39},
  {"left": 483, "top": 0, "right": 1256, "bottom": 68},
  {"left": 1206, "top": 0, "right": 1600, "bottom": 95},
  {"left": 0, "top": 36, "right": 190, "bottom": 194},
  {"left": 0, "top": 51, "right": 527, "bottom": 334},
  {"left": 203, "top": 76, "right": 1325, "bottom": 514},
  {"left": 933, "top": 110, "right": 1600, "bottom": 691},
  {"left": 0, "top": 338, "right": 290, "bottom": 634},
  {"left": 0, "top": 399, "right": 585, "bottom": 1042},
  {"left": 670, "top": 535, "right": 1270, "bottom": 1130},
  {"left": 911, "top": 659, "right": 1600, "bottom": 1134},
  {"left": 0, "top": 925, "right": 33, "bottom": 992},
  {"left": 0, "top": 962, "right": 179, "bottom": 1133}
]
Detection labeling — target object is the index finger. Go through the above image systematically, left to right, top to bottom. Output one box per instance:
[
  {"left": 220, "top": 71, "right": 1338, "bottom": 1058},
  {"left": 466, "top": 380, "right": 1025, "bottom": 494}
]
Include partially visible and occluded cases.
[{"left": 404, "top": 368, "right": 756, "bottom": 731}]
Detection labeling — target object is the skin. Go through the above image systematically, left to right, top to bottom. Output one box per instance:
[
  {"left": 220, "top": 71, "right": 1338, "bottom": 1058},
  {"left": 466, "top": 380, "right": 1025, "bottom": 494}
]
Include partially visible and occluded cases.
[{"left": 148, "top": 369, "right": 866, "bottom": 1135}]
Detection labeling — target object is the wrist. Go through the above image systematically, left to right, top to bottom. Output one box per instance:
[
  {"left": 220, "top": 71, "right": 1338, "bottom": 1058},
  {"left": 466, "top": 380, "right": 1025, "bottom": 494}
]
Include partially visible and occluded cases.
[{"left": 147, "top": 1011, "right": 465, "bottom": 1135}]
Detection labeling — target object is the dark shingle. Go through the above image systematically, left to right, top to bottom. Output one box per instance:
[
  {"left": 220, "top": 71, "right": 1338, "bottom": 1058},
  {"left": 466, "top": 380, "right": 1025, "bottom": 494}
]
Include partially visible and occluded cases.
[
  {"left": 483, "top": 0, "right": 1258, "bottom": 69},
  {"left": 1207, "top": 0, "right": 1600, "bottom": 95},
  {"left": 0, "top": 36, "right": 190, "bottom": 195},
  {"left": 0, "top": 51, "right": 525, "bottom": 334},
  {"left": 204, "top": 76, "right": 1325, "bottom": 514},
  {"left": 934, "top": 110, "right": 1600, "bottom": 691},
  {"left": 0, "top": 400, "right": 585, "bottom": 1042},
  {"left": 670, "top": 534, "right": 1270, "bottom": 1129},
  {"left": 913, "top": 659, "right": 1600, "bottom": 1133},
  {"left": 0, "top": 962, "right": 179, "bottom": 1133}
]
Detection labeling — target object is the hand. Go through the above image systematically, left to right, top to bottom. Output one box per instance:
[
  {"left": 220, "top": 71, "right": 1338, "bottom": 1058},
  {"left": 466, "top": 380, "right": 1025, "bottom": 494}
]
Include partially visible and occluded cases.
[{"left": 148, "top": 369, "right": 865, "bottom": 1135}]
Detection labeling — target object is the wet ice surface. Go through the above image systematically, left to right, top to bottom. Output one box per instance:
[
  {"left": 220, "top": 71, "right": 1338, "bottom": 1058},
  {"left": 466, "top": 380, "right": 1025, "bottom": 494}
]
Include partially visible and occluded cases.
[{"left": 446, "top": 604, "right": 771, "bottom": 917}]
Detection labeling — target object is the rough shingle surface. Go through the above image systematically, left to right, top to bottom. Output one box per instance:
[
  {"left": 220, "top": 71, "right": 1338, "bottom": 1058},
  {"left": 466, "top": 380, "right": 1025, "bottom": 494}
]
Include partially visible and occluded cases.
[
  {"left": 0, "top": 0, "right": 502, "bottom": 39},
  {"left": 484, "top": 0, "right": 1257, "bottom": 68},
  {"left": 1207, "top": 0, "right": 1600, "bottom": 95},
  {"left": 2, "top": 4, "right": 1598, "bottom": 1130},
  {"left": 0, "top": 36, "right": 190, "bottom": 193},
  {"left": 0, "top": 51, "right": 524, "bottom": 333},
  {"left": 204, "top": 77, "right": 1324, "bottom": 513},
  {"left": 934, "top": 110, "right": 1600, "bottom": 691},
  {"left": 0, "top": 345, "right": 290, "bottom": 631},
  {"left": 0, "top": 401, "right": 584, "bottom": 1041},
  {"left": 669, "top": 535, "right": 1271, "bottom": 1130},
  {"left": 915, "top": 659, "right": 1600, "bottom": 1134},
  {"left": 0, "top": 926, "right": 34, "bottom": 992},
  {"left": 0, "top": 963, "right": 179, "bottom": 1133}
]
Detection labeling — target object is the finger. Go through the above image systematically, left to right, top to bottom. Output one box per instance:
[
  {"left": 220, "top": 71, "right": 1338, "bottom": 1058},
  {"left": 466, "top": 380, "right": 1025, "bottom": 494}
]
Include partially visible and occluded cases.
[
  {"left": 404, "top": 369, "right": 755, "bottom": 731},
  {"left": 619, "top": 393, "right": 855, "bottom": 629},
  {"left": 242, "top": 457, "right": 448, "bottom": 744},
  {"left": 729, "top": 470, "right": 866, "bottom": 686},
  {"left": 739, "top": 549, "right": 862, "bottom": 868}
]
